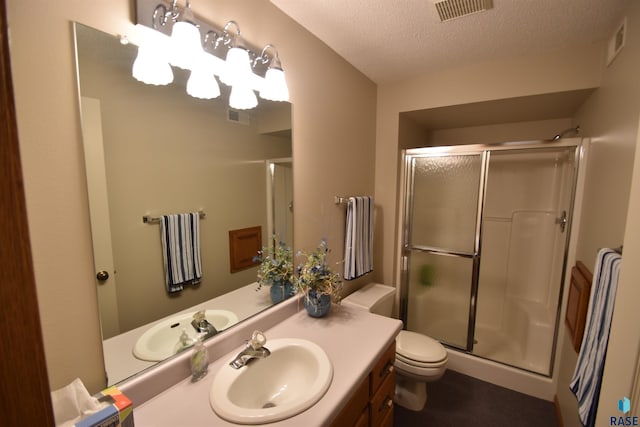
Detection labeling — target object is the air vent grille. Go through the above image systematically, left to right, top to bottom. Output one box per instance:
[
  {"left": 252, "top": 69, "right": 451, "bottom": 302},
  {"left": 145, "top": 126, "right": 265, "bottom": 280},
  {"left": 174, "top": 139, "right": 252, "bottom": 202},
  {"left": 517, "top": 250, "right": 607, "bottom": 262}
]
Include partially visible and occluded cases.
[
  {"left": 434, "top": 0, "right": 493, "bottom": 22},
  {"left": 227, "top": 108, "right": 250, "bottom": 125}
]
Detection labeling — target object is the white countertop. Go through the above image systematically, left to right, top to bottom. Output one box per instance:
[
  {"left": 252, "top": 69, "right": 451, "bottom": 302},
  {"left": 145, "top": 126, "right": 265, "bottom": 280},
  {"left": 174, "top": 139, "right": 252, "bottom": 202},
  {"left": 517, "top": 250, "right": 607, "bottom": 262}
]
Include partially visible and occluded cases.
[{"left": 132, "top": 303, "right": 402, "bottom": 426}]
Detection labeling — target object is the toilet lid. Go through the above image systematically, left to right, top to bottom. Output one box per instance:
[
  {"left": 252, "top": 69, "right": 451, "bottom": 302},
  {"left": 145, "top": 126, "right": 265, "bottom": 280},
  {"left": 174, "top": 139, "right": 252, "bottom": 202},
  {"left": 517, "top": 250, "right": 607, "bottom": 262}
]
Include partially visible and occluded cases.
[{"left": 396, "top": 330, "right": 447, "bottom": 363}]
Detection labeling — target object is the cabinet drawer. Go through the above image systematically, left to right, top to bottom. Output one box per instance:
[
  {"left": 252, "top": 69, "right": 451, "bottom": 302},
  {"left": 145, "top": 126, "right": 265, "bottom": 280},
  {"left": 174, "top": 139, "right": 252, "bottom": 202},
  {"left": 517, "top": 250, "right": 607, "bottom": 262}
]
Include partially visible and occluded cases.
[
  {"left": 370, "top": 341, "right": 396, "bottom": 395},
  {"left": 370, "top": 368, "right": 395, "bottom": 427}
]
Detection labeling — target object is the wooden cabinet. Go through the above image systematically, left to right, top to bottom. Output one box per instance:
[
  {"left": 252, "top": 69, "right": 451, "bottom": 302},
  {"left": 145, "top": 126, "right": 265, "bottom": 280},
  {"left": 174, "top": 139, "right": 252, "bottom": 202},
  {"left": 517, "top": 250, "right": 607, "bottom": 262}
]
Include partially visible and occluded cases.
[{"left": 330, "top": 341, "right": 396, "bottom": 427}]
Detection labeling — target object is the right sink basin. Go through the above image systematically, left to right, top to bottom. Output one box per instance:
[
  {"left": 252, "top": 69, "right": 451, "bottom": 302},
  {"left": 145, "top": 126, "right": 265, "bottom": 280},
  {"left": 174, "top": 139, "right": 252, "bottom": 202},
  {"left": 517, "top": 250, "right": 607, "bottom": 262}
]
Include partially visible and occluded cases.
[{"left": 209, "top": 338, "right": 333, "bottom": 424}]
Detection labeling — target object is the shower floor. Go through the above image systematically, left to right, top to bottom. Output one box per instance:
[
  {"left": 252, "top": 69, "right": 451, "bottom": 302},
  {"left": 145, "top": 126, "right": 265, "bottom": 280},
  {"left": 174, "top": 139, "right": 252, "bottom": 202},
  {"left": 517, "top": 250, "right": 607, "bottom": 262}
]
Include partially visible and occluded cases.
[
  {"left": 424, "top": 320, "right": 549, "bottom": 375},
  {"left": 472, "top": 325, "right": 548, "bottom": 375}
]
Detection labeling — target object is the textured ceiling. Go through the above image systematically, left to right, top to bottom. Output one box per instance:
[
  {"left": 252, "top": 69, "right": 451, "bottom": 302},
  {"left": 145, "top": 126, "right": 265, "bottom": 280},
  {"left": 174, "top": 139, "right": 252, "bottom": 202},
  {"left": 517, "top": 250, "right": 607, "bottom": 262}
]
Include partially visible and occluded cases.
[{"left": 270, "top": 0, "right": 630, "bottom": 84}]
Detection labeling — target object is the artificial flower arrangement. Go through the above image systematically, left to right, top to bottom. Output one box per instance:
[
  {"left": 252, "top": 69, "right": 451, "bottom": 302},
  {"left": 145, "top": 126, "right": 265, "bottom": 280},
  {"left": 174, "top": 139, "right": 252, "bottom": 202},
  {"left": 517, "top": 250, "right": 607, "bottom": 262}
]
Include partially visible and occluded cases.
[
  {"left": 254, "top": 238, "right": 296, "bottom": 303},
  {"left": 295, "top": 239, "right": 343, "bottom": 317}
]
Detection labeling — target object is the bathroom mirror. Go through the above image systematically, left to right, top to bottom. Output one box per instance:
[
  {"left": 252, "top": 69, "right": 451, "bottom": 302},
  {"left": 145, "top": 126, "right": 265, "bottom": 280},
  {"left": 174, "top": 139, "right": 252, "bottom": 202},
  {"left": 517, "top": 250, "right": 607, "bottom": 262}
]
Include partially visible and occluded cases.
[{"left": 74, "top": 23, "right": 293, "bottom": 385}]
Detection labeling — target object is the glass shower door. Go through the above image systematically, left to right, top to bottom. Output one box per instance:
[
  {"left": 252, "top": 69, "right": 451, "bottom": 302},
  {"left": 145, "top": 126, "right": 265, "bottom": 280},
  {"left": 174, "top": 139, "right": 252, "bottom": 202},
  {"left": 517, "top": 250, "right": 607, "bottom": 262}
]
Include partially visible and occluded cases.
[{"left": 402, "top": 152, "right": 485, "bottom": 350}]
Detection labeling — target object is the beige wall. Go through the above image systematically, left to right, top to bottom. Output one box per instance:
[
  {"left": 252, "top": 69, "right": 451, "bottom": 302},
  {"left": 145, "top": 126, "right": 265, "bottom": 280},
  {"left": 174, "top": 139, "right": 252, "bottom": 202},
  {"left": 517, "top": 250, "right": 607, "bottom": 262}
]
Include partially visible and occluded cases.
[
  {"left": 7, "top": 0, "right": 376, "bottom": 393},
  {"left": 556, "top": 3, "right": 640, "bottom": 426},
  {"left": 376, "top": 45, "right": 604, "bottom": 285},
  {"left": 597, "top": 115, "right": 640, "bottom": 425},
  {"left": 426, "top": 118, "right": 572, "bottom": 146}
]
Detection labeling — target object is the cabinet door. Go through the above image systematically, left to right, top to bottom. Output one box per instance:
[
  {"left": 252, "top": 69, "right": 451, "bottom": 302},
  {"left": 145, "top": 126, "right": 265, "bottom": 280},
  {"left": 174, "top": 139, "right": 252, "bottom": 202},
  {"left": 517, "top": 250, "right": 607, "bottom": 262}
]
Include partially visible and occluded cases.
[
  {"left": 370, "top": 371, "right": 395, "bottom": 426},
  {"left": 329, "top": 376, "right": 370, "bottom": 427}
]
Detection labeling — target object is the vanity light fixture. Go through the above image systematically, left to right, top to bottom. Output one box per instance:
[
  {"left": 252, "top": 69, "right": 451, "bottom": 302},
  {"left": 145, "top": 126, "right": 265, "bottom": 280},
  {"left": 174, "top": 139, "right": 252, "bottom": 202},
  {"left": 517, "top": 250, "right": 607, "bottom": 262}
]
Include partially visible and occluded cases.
[
  {"left": 132, "top": 0, "right": 289, "bottom": 109},
  {"left": 167, "top": 1, "right": 202, "bottom": 70},
  {"left": 217, "top": 21, "right": 258, "bottom": 110},
  {"left": 217, "top": 21, "right": 250, "bottom": 87},
  {"left": 132, "top": 26, "right": 174, "bottom": 86},
  {"left": 255, "top": 44, "right": 290, "bottom": 102}
]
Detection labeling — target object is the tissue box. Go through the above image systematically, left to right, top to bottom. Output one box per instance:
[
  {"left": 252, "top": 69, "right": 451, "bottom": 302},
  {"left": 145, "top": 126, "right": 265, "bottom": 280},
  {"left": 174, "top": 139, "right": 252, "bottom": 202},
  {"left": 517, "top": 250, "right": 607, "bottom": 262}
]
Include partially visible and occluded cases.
[{"left": 75, "top": 386, "right": 134, "bottom": 427}]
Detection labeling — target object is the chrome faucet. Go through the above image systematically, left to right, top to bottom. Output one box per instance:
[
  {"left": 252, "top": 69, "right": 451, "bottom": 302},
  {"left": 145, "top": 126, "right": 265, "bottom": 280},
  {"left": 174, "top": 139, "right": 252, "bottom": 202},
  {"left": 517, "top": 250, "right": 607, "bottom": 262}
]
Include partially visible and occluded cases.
[
  {"left": 191, "top": 310, "right": 218, "bottom": 339},
  {"left": 230, "top": 330, "right": 271, "bottom": 369}
]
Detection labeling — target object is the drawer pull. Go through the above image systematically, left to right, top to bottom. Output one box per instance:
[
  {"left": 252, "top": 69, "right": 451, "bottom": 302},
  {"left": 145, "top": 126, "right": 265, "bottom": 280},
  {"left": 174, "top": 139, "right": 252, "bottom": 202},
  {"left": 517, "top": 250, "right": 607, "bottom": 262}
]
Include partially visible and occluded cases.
[
  {"left": 379, "top": 360, "right": 394, "bottom": 377},
  {"left": 379, "top": 396, "right": 393, "bottom": 411}
]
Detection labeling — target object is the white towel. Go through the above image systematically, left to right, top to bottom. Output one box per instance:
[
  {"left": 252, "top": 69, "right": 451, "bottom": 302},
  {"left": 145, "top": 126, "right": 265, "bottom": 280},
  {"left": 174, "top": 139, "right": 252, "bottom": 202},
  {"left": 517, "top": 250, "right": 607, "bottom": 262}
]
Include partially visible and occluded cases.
[
  {"left": 344, "top": 196, "right": 373, "bottom": 280},
  {"left": 160, "top": 213, "right": 202, "bottom": 293},
  {"left": 570, "top": 248, "right": 622, "bottom": 427}
]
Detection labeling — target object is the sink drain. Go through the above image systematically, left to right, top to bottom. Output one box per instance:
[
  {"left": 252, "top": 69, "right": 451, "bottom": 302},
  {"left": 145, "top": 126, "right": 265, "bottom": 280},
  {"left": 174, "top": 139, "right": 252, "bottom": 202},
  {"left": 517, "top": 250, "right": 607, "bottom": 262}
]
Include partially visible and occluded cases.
[{"left": 262, "top": 402, "right": 276, "bottom": 409}]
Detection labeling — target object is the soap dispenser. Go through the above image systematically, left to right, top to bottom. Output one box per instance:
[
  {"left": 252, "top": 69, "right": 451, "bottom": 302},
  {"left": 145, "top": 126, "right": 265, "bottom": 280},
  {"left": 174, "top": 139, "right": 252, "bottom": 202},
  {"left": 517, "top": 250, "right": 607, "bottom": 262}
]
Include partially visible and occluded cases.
[
  {"left": 173, "top": 328, "right": 194, "bottom": 354},
  {"left": 190, "top": 333, "right": 209, "bottom": 381}
]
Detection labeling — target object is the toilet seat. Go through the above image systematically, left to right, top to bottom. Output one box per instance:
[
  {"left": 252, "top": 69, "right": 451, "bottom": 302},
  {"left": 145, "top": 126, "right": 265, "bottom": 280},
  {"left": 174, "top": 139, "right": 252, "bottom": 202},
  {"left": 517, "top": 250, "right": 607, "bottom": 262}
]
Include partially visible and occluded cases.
[
  {"left": 396, "top": 330, "right": 448, "bottom": 365},
  {"left": 396, "top": 352, "right": 448, "bottom": 369}
]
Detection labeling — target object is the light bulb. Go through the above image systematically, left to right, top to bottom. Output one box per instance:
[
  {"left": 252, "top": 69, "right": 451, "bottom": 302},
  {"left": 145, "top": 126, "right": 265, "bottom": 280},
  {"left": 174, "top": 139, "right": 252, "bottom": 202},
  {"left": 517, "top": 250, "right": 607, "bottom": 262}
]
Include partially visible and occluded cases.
[
  {"left": 169, "top": 21, "right": 203, "bottom": 70},
  {"left": 132, "top": 29, "right": 173, "bottom": 86},
  {"left": 219, "top": 47, "right": 252, "bottom": 87},
  {"left": 260, "top": 67, "right": 289, "bottom": 102},
  {"left": 186, "top": 68, "right": 220, "bottom": 99},
  {"left": 229, "top": 84, "right": 258, "bottom": 110}
]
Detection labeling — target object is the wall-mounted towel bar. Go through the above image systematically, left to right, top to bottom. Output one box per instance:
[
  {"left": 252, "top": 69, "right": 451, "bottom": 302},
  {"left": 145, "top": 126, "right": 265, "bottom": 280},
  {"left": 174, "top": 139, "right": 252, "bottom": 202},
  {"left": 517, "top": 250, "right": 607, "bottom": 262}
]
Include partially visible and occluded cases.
[
  {"left": 142, "top": 210, "right": 206, "bottom": 224},
  {"left": 599, "top": 245, "right": 623, "bottom": 255}
]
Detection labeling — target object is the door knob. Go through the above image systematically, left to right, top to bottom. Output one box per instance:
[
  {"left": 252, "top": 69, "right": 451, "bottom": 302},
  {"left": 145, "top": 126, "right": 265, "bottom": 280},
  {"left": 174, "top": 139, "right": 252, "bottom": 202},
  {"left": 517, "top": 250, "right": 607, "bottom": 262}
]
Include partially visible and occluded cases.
[{"left": 96, "top": 271, "right": 110, "bottom": 281}]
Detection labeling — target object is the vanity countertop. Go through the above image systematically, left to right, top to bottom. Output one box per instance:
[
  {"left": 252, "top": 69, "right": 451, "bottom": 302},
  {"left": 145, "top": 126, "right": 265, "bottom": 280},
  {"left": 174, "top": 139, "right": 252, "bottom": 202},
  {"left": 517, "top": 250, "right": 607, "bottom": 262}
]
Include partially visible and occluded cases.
[{"left": 132, "top": 303, "right": 402, "bottom": 426}]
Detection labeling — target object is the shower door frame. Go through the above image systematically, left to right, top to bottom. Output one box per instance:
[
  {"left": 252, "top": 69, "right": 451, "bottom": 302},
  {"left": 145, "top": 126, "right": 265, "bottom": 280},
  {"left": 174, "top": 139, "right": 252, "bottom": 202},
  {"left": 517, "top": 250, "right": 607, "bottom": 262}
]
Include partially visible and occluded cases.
[
  {"left": 398, "top": 138, "right": 584, "bottom": 373},
  {"left": 400, "top": 150, "right": 489, "bottom": 352}
]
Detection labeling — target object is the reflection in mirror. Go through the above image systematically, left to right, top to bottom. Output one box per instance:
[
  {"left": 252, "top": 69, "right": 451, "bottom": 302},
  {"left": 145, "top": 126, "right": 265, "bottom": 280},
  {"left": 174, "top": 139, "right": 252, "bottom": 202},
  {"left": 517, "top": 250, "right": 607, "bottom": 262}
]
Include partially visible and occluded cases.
[{"left": 74, "top": 23, "right": 293, "bottom": 385}]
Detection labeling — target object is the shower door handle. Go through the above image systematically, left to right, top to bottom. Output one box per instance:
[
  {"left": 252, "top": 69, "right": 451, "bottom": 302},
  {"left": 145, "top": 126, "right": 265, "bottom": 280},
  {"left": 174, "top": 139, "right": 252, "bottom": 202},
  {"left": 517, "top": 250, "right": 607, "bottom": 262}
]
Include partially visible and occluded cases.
[{"left": 557, "top": 211, "right": 568, "bottom": 233}]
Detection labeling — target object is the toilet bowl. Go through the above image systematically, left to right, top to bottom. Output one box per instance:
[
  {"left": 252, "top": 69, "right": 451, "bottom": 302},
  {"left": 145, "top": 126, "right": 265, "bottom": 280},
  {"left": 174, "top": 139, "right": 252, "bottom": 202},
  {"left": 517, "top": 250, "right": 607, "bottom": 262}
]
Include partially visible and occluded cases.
[{"left": 342, "top": 283, "right": 448, "bottom": 411}]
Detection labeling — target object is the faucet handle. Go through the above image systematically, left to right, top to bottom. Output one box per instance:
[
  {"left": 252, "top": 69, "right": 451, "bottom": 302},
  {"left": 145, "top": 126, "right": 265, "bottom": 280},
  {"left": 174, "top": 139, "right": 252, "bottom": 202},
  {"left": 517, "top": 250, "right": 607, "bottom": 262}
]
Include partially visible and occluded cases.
[
  {"left": 193, "top": 310, "right": 206, "bottom": 323},
  {"left": 249, "top": 330, "right": 266, "bottom": 350}
]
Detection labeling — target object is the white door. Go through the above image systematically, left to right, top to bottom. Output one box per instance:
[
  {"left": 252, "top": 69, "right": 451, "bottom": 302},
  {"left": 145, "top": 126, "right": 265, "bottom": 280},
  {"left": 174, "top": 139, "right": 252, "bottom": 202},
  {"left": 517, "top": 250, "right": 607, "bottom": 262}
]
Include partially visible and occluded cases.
[{"left": 80, "top": 97, "right": 120, "bottom": 338}]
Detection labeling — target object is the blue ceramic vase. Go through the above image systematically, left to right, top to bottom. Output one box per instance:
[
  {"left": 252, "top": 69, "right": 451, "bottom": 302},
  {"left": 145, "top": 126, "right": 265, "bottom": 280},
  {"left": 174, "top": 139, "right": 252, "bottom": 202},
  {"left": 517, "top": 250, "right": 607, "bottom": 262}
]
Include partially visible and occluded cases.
[
  {"left": 270, "top": 280, "right": 295, "bottom": 304},
  {"left": 303, "top": 290, "right": 332, "bottom": 318}
]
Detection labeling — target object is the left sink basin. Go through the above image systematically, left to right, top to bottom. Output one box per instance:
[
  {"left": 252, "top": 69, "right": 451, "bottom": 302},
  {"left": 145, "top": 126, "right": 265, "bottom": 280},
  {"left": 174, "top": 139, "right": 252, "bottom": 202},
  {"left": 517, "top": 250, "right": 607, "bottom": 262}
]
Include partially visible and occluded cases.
[{"left": 133, "top": 309, "right": 238, "bottom": 361}]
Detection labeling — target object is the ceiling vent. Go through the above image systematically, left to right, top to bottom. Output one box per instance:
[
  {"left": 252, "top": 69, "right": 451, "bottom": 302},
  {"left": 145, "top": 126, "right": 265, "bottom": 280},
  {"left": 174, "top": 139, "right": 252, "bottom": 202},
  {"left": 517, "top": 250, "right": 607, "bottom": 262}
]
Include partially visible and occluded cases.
[{"left": 432, "top": 0, "right": 493, "bottom": 22}]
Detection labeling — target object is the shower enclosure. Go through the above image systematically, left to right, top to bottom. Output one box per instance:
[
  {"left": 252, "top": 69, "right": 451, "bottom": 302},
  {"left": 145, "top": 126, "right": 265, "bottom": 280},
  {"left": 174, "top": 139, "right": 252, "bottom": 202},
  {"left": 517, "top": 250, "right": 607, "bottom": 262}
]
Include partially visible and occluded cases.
[{"left": 399, "top": 139, "right": 582, "bottom": 376}]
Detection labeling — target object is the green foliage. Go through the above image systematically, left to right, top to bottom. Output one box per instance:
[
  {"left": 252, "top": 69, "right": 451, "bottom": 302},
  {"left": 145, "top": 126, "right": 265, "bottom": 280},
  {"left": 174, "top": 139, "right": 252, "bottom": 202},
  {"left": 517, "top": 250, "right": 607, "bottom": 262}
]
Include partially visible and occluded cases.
[
  {"left": 255, "top": 238, "right": 294, "bottom": 290},
  {"left": 295, "top": 239, "right": 343, "bottom": 303}
]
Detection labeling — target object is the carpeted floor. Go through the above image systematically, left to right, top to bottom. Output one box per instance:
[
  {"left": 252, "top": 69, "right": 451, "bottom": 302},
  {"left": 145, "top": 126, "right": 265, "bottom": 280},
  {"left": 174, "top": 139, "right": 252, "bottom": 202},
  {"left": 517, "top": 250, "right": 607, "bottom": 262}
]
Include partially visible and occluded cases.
[{"left": 394, "top": 370, "right": 559, "bottom": 427}]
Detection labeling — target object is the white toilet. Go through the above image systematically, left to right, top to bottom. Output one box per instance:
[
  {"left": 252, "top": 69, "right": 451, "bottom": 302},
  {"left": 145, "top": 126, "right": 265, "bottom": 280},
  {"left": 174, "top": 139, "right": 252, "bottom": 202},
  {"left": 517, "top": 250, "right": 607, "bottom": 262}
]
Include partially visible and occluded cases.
[{"left": 342, "top": 283, "right": 448, "bottom": 411}]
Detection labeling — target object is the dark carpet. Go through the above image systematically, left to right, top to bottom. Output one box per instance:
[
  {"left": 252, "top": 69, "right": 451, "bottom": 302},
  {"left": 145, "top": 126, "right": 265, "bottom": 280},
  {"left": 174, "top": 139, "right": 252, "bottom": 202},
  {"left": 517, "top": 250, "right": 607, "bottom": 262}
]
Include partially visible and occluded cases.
[{"left": 394, "top": 370, "right": 558, "bottom": 427}]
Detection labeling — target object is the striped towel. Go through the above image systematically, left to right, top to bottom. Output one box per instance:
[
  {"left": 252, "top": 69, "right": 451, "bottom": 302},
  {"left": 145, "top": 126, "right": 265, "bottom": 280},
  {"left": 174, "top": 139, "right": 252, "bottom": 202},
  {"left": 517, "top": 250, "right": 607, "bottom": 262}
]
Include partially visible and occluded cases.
[
  {"left": 344, "top": 196, "right": 374, "bottom": 280},
  {"left": 159, "top": 213, "right": 202, "bottom": 293},
  {"left": 570, "top": 248, "right": 622, "bottom": 427}
]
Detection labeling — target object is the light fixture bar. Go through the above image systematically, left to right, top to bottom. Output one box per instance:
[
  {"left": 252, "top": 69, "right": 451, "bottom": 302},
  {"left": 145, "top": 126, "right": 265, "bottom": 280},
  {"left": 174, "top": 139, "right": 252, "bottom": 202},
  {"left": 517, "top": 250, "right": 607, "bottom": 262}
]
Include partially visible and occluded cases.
[
  {"left": 134, "top": 0, "right": 289, "bottom": 109},
  {"left": 135, "top": 0, "right": 269, "bottom": 77}
]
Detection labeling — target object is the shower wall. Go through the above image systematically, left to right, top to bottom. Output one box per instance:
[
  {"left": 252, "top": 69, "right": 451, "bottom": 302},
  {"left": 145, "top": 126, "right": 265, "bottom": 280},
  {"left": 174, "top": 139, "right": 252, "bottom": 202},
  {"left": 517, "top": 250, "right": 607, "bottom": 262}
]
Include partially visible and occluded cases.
[{"left": 474, "top": 150, "right": 573, "bottom": 374}]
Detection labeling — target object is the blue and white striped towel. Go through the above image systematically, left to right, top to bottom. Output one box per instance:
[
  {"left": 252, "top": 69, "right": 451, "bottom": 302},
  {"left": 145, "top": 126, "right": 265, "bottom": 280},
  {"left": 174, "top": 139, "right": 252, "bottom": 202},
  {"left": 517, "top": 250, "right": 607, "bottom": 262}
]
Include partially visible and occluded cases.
[
  {"left": 344, "top": 196, "right": 374, "bottom": 280},
  {"left": 160, "top": 213, "right": 202, "bottom": 293},
  {"left": 570, "top": 248, "right": 622, "bottom": 427}
]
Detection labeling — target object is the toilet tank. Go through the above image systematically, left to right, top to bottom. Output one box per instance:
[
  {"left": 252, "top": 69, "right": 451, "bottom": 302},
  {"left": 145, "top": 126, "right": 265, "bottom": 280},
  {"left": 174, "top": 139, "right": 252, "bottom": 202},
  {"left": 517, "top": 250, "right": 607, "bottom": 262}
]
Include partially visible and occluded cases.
[{"left": 342, "top": 283, "right": 396, "bottom": 316}]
